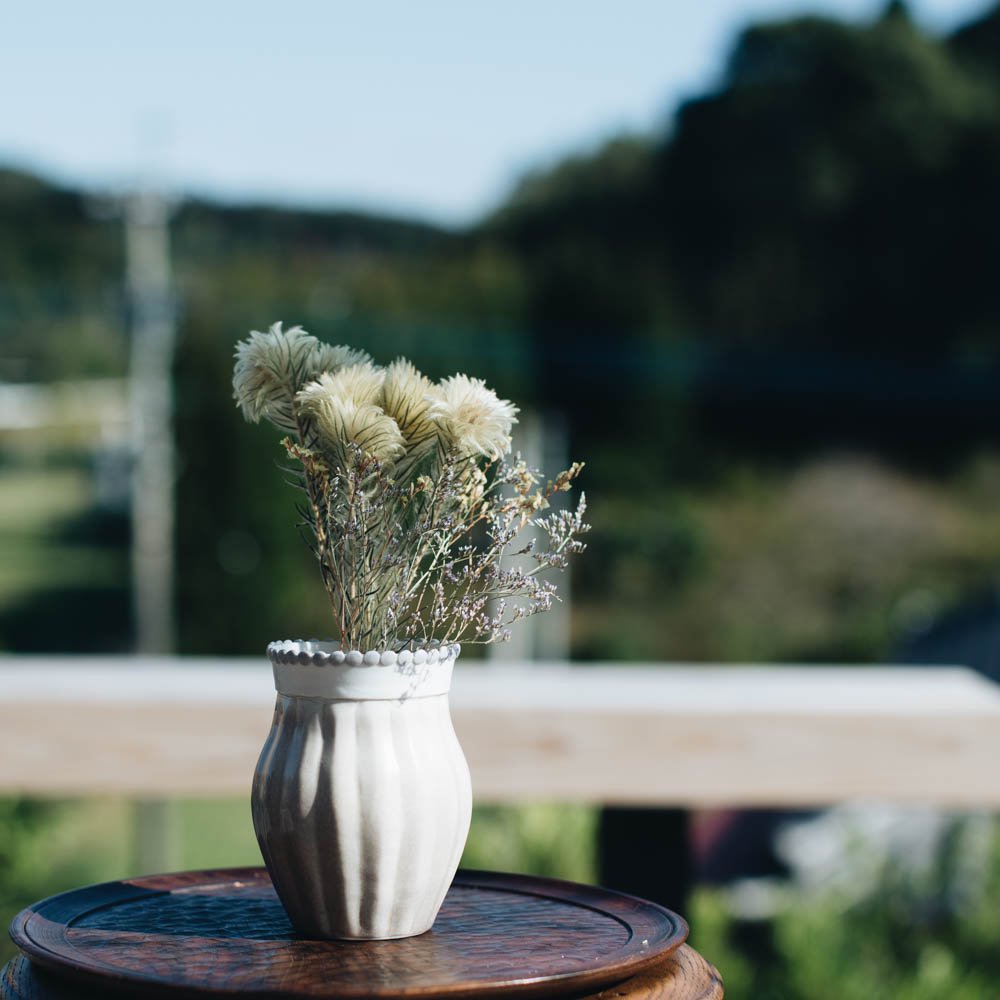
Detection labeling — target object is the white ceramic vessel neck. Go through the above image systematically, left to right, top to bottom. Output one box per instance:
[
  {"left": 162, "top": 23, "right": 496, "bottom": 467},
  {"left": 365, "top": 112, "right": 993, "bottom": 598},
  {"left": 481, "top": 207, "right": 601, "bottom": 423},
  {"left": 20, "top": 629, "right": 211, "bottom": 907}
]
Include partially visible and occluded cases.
[{"left": 267, "top": 639, "right": 461, "bottom": 701}]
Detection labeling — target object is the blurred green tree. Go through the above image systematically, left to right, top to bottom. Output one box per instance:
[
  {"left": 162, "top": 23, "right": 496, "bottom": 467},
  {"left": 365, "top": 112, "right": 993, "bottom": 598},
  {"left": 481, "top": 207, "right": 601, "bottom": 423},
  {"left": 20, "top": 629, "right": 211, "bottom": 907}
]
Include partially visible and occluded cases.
[{"left": 660, "top": 5, "right": 1000, "bottom": 359}]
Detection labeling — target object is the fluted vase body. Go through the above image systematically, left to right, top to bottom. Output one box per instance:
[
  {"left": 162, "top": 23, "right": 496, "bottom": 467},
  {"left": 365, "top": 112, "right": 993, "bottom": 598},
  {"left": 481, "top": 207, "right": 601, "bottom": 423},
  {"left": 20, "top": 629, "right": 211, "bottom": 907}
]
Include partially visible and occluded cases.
[{"left": 252, "top": 640, "right": 471, "bottom": 940}]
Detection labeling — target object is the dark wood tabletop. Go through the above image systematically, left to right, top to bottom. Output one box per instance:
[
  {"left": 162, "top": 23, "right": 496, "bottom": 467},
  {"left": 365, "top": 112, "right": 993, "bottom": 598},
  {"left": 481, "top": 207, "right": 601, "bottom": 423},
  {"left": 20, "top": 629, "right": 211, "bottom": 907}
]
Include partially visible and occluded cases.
[{"left": 5, "top": 868, "right": 723, "bottom": 1000}]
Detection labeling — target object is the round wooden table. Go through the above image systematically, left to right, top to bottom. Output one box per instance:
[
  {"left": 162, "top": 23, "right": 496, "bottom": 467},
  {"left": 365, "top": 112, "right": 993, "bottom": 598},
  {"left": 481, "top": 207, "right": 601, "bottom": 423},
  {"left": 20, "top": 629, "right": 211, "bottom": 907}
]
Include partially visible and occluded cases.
[{"left": 4, "top": 868, "right": 723, "bottom": 999}]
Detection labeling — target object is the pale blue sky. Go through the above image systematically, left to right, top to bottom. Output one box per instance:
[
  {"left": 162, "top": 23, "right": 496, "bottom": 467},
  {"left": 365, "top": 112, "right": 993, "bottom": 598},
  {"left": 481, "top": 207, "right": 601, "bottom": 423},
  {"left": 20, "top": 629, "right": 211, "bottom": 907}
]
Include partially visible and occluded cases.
[{"left": 2, "top": 0, "right": 991, "bottom": 224}]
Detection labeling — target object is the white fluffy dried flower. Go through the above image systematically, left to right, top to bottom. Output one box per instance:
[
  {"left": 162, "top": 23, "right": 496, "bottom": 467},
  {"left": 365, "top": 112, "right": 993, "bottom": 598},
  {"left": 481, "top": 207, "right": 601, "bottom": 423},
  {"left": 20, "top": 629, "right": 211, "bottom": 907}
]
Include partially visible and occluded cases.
[
  {"left": 232, "top": 322, "right": 319, "bottom": 432},
  {"left": 232, "top": 323, "right": 370, "bottom": 434},
  {"left": 235, "top": 326, "right": 587, "bottom": 649},
  {"left": 312, "top": 342, "right": 373, "bottom": 375},
  {"left": 381, "top": 359, "right": 436, "bottom": 445},
  {"left": 311, "top": 363, "right": 385, "bottom": 408},
  {"left": 297, "top": 372, "right": 404, "bottom": 464},
  {"left": 429, "top": 374, "right": 519, "bottom": 460}
]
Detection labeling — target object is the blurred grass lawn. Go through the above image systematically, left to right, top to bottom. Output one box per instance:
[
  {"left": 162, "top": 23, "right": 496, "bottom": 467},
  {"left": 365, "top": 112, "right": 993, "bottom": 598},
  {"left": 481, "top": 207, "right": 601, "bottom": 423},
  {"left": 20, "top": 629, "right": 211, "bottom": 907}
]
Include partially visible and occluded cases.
[{"left": 0, "top": 466, "right": 122, "bottom": 605}]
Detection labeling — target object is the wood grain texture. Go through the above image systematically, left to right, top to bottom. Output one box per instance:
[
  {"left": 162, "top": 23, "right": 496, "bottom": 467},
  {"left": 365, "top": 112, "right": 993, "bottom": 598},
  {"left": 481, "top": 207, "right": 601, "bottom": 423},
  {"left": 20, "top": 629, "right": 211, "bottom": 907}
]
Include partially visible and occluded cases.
[
  {"left": 3, "top": 658, "right": 1000, "bottom": 806},
  {"left": 9, "top": 868, "right": 689, "bottom": 999},
  {"left": 583, "top": 947, "right": 724, "bottom": 1000},
  {"left": 2, "top": 949, "right": 723, "bottom": 999}
]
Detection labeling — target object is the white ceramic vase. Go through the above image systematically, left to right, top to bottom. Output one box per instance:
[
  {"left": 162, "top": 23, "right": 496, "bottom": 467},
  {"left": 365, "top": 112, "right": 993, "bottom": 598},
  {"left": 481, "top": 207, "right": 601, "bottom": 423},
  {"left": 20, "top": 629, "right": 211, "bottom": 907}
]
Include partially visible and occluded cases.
[{"left": 251, "top": 639, "right": 472, "bottom": 940}]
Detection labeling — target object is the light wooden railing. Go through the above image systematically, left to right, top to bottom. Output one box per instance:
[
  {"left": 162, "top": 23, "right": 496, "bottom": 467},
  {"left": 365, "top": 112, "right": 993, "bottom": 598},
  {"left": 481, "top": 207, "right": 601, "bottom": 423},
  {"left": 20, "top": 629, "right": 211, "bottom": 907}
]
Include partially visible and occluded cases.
[{"left": 3, "top": 658, "right": 1000, "bottom": 807}]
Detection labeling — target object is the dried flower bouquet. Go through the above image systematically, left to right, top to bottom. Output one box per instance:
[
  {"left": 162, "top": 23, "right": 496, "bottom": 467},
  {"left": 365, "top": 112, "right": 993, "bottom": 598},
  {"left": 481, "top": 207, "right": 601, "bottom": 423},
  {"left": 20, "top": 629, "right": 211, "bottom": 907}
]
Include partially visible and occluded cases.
[{"left": 233, "top": 322, "right": 588, "bottom": 650}]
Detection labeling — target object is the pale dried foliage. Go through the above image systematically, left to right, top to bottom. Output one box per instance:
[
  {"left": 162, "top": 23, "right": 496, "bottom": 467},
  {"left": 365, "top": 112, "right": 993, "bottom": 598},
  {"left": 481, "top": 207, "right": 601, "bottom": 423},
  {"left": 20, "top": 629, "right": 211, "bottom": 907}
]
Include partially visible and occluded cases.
[{"left": 233, "top": 322, "right": 589, "bottom": 648}]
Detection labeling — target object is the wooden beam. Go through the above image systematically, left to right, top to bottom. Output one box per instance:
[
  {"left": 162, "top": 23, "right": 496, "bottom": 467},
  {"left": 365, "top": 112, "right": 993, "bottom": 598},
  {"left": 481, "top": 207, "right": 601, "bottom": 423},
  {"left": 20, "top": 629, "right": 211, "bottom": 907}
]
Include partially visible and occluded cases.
[{"left": 2, "top": 658, "right": 1000, "bottom": 807}]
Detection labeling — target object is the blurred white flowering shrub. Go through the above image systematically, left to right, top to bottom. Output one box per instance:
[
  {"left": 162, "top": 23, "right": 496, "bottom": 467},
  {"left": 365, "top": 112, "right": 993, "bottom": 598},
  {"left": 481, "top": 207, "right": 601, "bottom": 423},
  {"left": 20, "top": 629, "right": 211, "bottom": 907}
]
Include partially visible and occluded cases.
[{"left": 233, "top": 322, "right": 588, "bottom": 649}]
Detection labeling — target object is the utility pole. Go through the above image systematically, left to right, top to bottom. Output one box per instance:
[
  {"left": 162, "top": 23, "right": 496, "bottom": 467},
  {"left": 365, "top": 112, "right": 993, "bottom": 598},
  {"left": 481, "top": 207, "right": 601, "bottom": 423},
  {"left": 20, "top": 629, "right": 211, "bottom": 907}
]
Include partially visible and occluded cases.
[
  {"left": 126, "top": 186, "right": 179, "bottom": 873},
  {"left": 127, "top": 189, "right": 176, "bottom": 655}
]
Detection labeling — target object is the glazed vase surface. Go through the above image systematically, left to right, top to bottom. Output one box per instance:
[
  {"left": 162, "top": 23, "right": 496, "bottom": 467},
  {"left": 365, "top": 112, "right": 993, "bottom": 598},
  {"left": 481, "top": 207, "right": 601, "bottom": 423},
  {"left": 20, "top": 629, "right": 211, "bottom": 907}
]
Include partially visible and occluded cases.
[{"left": 251, "top": 639, "right": 471, "bottom": 940}]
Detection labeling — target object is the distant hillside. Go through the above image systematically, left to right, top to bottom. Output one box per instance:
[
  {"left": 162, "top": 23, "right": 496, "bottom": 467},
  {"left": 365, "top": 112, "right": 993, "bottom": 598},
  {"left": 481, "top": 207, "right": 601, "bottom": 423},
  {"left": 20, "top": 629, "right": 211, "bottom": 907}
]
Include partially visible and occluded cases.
[
  {"left": 5, "top": 0, "right": 1000, "bottom": 458},
  {"left": 0, "top": 167, "right": 467, "bottom": 384}
]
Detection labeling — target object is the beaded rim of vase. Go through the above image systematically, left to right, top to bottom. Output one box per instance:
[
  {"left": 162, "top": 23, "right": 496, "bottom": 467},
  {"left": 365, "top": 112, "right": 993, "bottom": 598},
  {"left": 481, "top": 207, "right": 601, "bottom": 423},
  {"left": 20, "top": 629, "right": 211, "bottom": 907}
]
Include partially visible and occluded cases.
[{"left": 267, "top": 639, "right": 462, "bottom": 669}]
